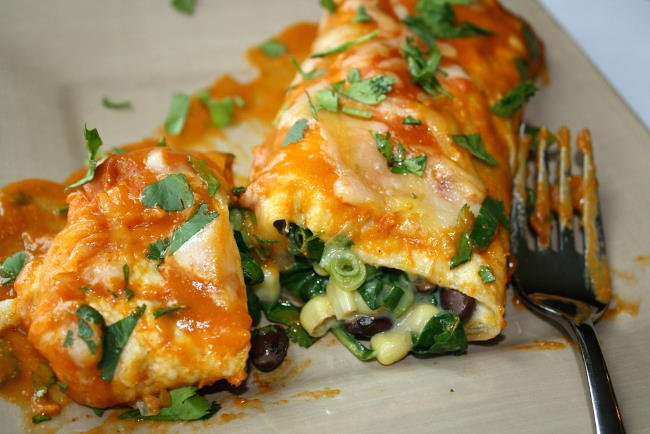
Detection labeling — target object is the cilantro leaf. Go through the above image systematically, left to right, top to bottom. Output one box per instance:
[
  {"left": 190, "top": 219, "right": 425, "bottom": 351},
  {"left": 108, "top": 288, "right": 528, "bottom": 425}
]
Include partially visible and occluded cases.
[
  {"left": 171, "top": 0, "right": 196, "bottom": 15},
  {"left": 319, "top": 0, "right": 336, "bottom": 13},
  {"left": 404, "top": 1, "right": 491, "bottom": 44},
  {"left": 353, "top": 6, "right": 373, "bottom": 23},
  {"left": 522, "top": 22, "right": 539, "bottom": 59},
  {"left": 311, "top": 30, "right": 379, "bottom": 58},
  {"left": 402, "top": 37, "right": 449, "bottom": 97},
  {"left": 260, "top": 39, "right": 287, "bottom": 57},
  {"left": 290, "top": 57, "right": 325, "bottom": 81},
  {"left": 514, "top": 58, "right": 529, "bottom": 81},
  {"left": 347, "top": 68, "right": 361, "bottom": 83},
  {"left": 335, "top": 74, "right": 396, "bottom": 105},
  {"left": 490, "top": 81, "right": 538, "bottom": 118},
  {"left": 315, "top": 88, "right": 338, "bottom": 112},
  {"left": 197, "top": 91, "right": 244, "bottom": 129},
  {"left": 305, "top": 91, "right": 319, "bottom": 120},
  {"left": 165, "top": 93, "right": 191, "bottom": 134},
  {"left": 102, "top": 97, "right": 132, "bottom": 110},
  {"left": 342, "top": 106, "right": 372, "bottom": 118},
  {"left": 402, "top": 115, "right": 421, "bottom": 125},
  {"left": 282, "top": 118, "right": 309, "bottom": 146},
  {"left": 65, "top": 126, "right": 104, "bottom": 190},
  {"left": 371, "top": 130, "right": 428, "bottom": 176},
  {"left": 451, "top": 133, "right": 497, "bottom": 165},
  {"left": 188, "top": 156, "right": 220, "bottom": 197},
  {"left": 141, "top": 173, "right": 194, "bottom": 212},
  {"left": 469, "top": 197, "right": 511, "bottom": 249},
  {"left": 168, "top": 203, "right": 218, "bottom": 255},
  {"left": 449, "top": 232, "right": 472, "bottom": 269},
  {"left": 148, "top": 238, "right": 171, "bottom": 260},
  {"left": 0, "top": 251, "right": 27, "bottom": 285},
  {"left": 478, "top": 265, "right": 496, "bottom": 283},
  {"left": 76, "top": 305, "right": 105, "bottom": 355},
  {"left": 98, "top": 305, "right": 145, "bottom": 382},
  {"left": 154, "top": 305, "right": 187, "bottom": 319},
  {"left": 63, "top": 330, "right": 74, "bottom": 348},
  {"left": 119, "top": 386, "right": 219, "bottom": 421}
]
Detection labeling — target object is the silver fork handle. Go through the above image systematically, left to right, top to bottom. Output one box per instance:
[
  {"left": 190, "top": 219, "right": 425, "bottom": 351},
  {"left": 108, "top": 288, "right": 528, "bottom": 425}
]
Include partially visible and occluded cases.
[{"left": 566, "top": 319, "right": 625, "bottom": 434}]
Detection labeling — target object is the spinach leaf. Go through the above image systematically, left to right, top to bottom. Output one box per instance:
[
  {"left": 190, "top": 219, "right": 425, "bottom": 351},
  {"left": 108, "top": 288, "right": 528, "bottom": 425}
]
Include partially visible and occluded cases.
[
  {"left": 65, "top": 126, "right": 104, "bottom": 190},
  {"left": 141, "top": 173, "right": 194, "bottom": 212},
  {"left": 282, "top": 223, "right": 325, "bottom": 262},
  {"left": 280, "top": 256, "right": 328, "bottom": 301},
  {"left": 246, "top": 287, "right": 262, "bottom": 326},
  {"left": 263, "top": 299, "right": 316, "bottom": 348},
  {"left": 98, "top": 305, "right": 145, "bottom": 382},
  {"left": 411, "top": 310, "right": 467, "bottom": 354},
  {"left": 330, "top": 323, "right": 376, "bottom": 361},
  {"left": 119, "top": 386, "right": 219, "bottom": 421}
]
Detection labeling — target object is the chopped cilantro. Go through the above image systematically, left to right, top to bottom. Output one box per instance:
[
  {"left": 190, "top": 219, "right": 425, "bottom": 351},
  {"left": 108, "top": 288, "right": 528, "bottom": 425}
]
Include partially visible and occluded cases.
[
  {"left": 171, "top": 0, "right": 196, "bottom": 15},
  {"left": 319, "top": 0, "right": 336, "bottom": 13},
  {"left": 404, "top": 0, "right": 491, "bottom": 44},
  {"left": 353, "top": 6, "right": 373, "bottom": 23},
  {"left": 522, "top": 22, "right": 539, "bottom": 59},
  {"left": 311, "top": 30, "right": 379, "bottom": 58},
  {"left": 402, "top": 37, "right": 449, "bottom": 97},
  {"left": 260, "top": 39, "right": 287, "bottom": 57},
  {"left": 290, "top": 57, "right": 325, "bottom": 81},
  {"left": 514, "top": 58, "right": 529, "bottom": 81},
  {"left": 347, "top": 68, "right": 361, "bottom": 83},
  {"left": 334, "top": 74, "right": 396, "bottom": 105},
  {"left": 490, "top": 81, "right": 538, "bottom": 118},
  {"left": 315, "top": 88, "right": 339, "bottom": 112},
  {"left": 197, "top": 91, "right": 243, "bottom": 129},
  {"left": 305, "top": 91, "right": 319, "bottom": 120},
  {"left": 165, "top": 93, "right": 191, "bottom": 134},
  {"left": 102, "top": 97, "right": 132, "bottom": 110},
  {"left": 342, "top": 105, "right": 373, "bottom": 118},
  {"left": 403, "top": 115, "right": 421, "bottom": 125},
  {"left": 282, "top": 118, "right": 309, "bottom": 146},
  {"left": 65, "top": 126, "right": 104, "bottom": 190},
  {"left": 371, "top": 131, "right": 428, "bottom": 176},
  {"left": 451, "top": 133, "right": 497, "bottom": 165},
  {"left": 157, "top": 137, "right": 167, "bottom": 147},
  {"left": 110, "top": 147, "right": 127, "bottom": 154},
  {"left": 188, "top": 156, "right": 220, "bottom": 197},
  {"left": 141, "top": 173, "right": 194, "bottom": 212},
  {"left": 231, "top": 186, "right": 246, "bottom": 195},
  {"left": 469, "top": 197, "right": 510, "bottom": 249},
  {"left": 167, "top": 203, "right": 218, "bottom": 255},
  {"left": 449, "top": 232, "right": 472, "bottom": 269},
  {"left": 148, "top": 238, "right": 171, "bottom": 260},
  {"left": 0, "top": 251, "right": 27, "bottom": 285},
  {"left": 478, "top": 265, "right": 496, "bottom": 283},
  {"left": 80, "top": 286, "right": 91, "bottom": 292},
  {"left": 125, "top": 289, "right": 135, "bottom": 301},
  {"left": 76, "top": 305, "right": 105, "bottom": 355},
  {"left": 98, "top": 305, "right": 145, "bottom": 382},
  {"left": 154, "top": 305, "right": 187, "bottom": 319},
  {"left": 63, "top": 330, "right": 74, "bottom": 348},
  {"left": 119, "top": 386, "right": 219, "bottom": 421},
  {"left": 92, "top": 408, "right": 105, "bottom": 417},
  {"left": 32, "top": 415, "right": 51, "bottom": 424}
]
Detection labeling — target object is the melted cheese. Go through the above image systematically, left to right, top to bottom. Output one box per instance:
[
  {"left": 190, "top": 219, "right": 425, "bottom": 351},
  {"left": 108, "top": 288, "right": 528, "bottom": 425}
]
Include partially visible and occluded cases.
[{"left": 243, "top": 0, "right": 544, "bottom": 340}]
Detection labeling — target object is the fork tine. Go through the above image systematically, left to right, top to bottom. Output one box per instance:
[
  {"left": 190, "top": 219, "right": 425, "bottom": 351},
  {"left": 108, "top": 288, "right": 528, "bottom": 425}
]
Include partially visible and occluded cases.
[
  {"left": 530, "top": 127, "right": 551, "bottom": 249},
  {"left": 556, "top": 127, "right": 575, "bottom": 250},
  {"left": 578, "top": 129, "right": 612, "bottom": 304},
  {"left": 511, "top": 133, "right": 532, "bottom": 254}
]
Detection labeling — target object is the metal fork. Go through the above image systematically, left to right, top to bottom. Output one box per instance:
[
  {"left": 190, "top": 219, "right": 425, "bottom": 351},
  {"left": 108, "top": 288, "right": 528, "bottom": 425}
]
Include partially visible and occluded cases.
[{"left": 510, "top": 126, "right": 625, "bottom": 433}]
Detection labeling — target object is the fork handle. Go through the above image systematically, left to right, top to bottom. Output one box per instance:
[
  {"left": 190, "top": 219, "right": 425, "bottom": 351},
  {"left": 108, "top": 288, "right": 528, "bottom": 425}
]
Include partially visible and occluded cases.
[{"left": 567, "top": 319, "right": 625, "bottom": 434}]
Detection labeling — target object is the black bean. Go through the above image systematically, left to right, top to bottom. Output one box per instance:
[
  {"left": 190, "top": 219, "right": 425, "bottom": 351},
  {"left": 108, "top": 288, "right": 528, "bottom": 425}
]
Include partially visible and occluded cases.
[
  {"left": 440, "top": 288, "right": 476, "bottom": 322},
  {"left": 345, "top": 316, "right": 393, "bottom": 340},
  {"left": 250, "top": 326, "right": 289, "bottom": 372}
]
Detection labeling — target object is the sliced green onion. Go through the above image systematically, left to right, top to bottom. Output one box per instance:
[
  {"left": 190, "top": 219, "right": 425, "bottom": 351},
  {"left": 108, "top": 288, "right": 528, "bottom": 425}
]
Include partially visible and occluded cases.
[
  {"left": 319, "top": 237, "right": 366, "bottom": 291},
  {"left": 331, "top": 323, "right": 376, "bottom": 361}
]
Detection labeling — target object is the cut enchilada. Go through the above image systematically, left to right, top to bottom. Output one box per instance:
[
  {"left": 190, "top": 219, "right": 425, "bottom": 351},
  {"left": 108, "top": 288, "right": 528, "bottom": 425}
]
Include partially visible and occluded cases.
[{"left": 243, "top": 0, "right": 543, "bottom": 355}]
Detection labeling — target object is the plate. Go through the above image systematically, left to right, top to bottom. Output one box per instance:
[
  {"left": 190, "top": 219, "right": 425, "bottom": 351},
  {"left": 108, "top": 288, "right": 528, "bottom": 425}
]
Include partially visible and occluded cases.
[{"left": 0, "top": 1, "right": 648, "bottom": 432}]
